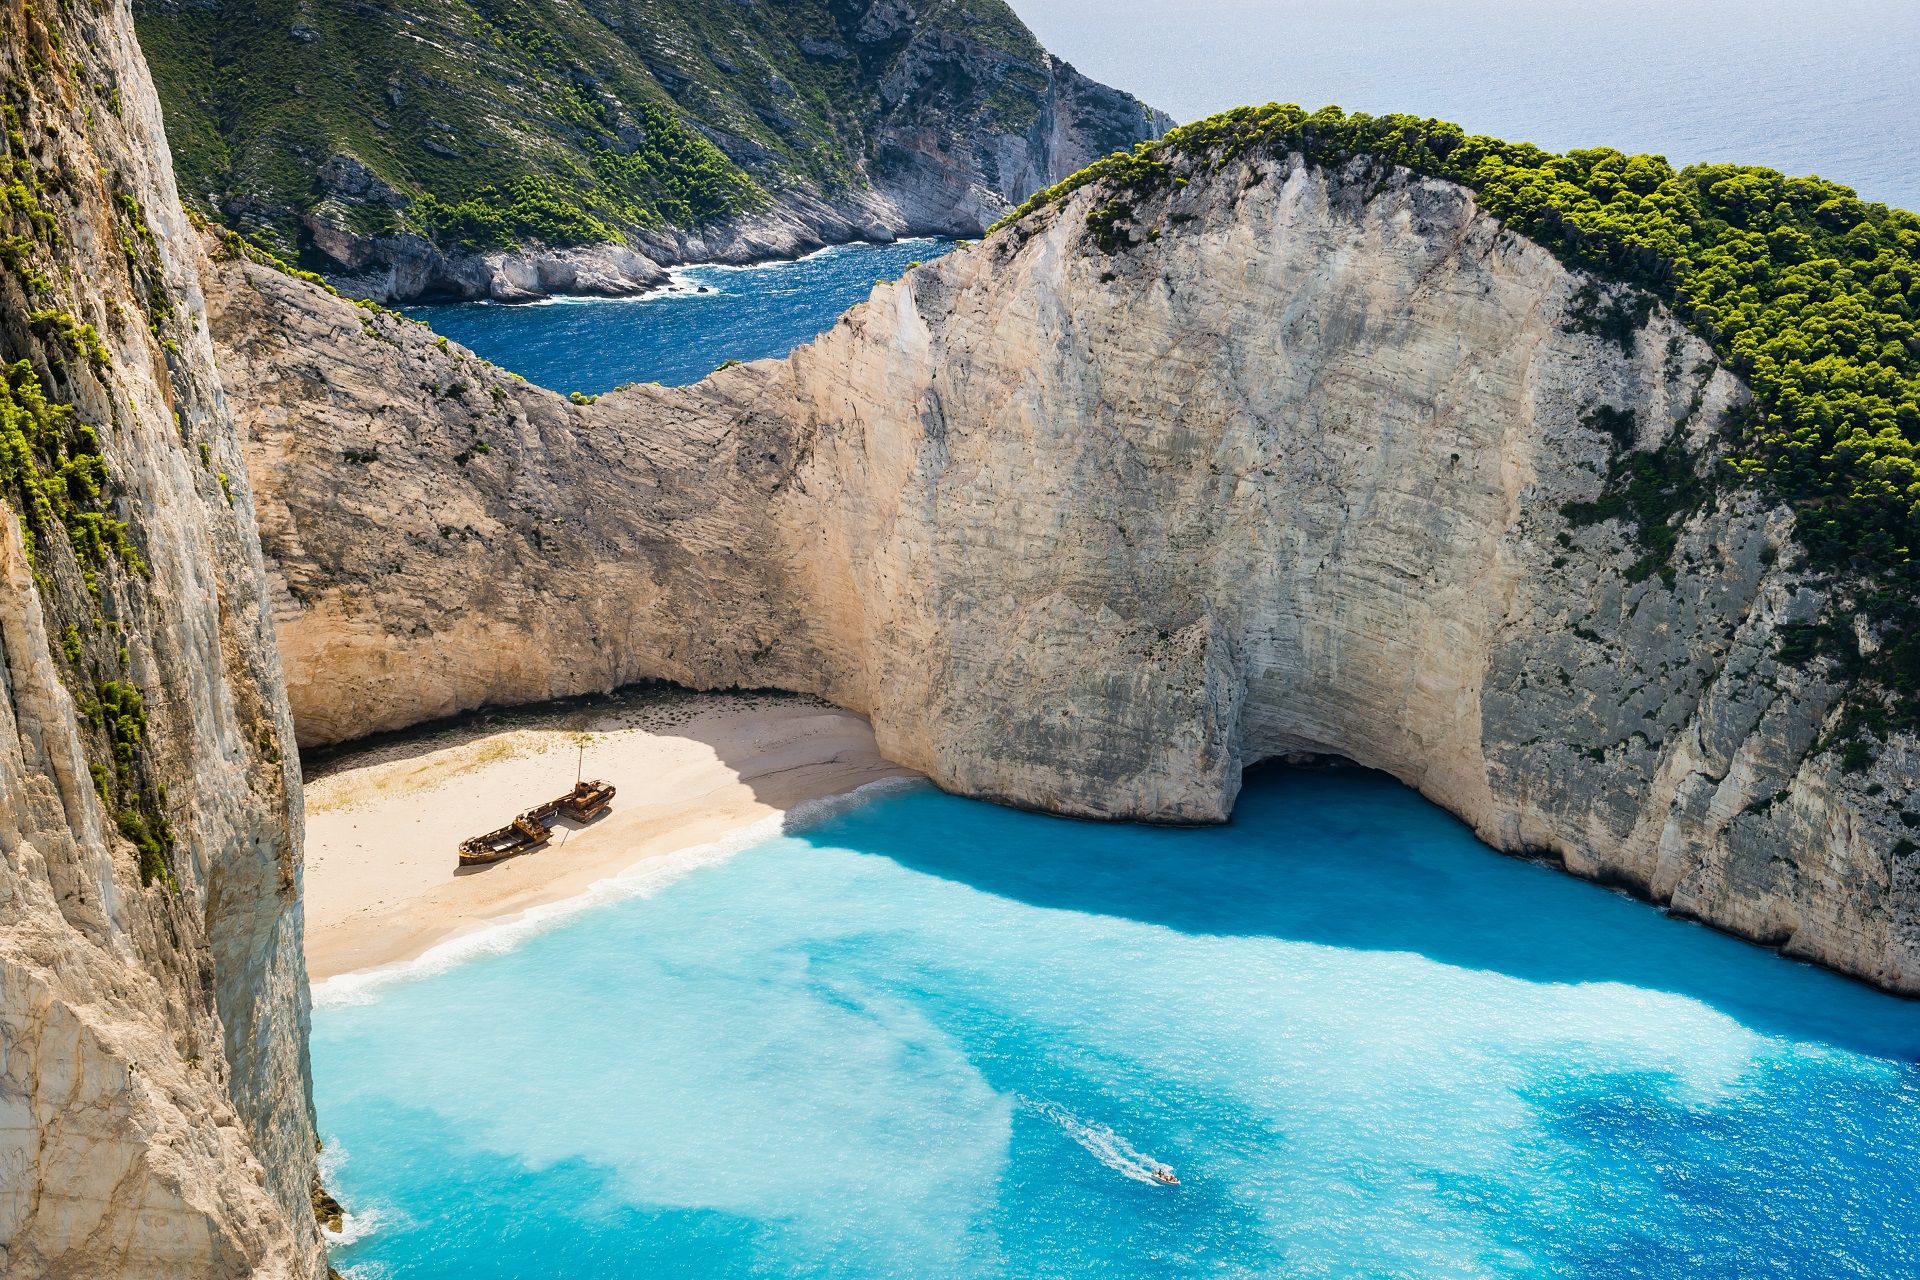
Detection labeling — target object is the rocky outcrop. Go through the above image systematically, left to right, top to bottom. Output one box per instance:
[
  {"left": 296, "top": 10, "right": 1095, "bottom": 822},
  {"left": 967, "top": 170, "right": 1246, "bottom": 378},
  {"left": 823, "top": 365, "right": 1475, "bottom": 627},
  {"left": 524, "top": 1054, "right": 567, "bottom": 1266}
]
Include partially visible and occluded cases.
[
  {"left": 135, "top": 0, "right": 1168, "bottom": 302},
  {"left": 0, "top": 2, "right": 326, "bottom": 1276},
  {"left": 307, "top": 38, "right": 1172, "bottom": 306},
  {"left": 320, "top": 43, "right": 1176, "bottom": 306},
  {"left": 212, "top": 144, "right": 1919, "bottom": 996}
]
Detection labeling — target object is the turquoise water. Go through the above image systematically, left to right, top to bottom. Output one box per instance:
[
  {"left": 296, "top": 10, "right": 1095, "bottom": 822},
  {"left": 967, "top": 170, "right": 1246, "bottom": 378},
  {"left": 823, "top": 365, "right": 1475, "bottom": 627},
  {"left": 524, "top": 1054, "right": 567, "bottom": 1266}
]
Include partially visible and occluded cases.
[
  {"left": 402, "top": 238, "right": 951, "bottom": 395},
  {"left": 314, "top": 768, "right": 1920, "bottom": 1279}
]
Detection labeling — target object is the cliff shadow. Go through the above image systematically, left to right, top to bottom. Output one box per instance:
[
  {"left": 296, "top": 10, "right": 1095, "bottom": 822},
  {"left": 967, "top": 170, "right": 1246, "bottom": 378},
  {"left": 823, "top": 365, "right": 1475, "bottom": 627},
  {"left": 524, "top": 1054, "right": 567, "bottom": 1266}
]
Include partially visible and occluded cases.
[
  {"left": 300, "top": 680, "right": 911, "bottom": 870},
  {"left": 299, "top": 686, "right": 681, "bottom": 784},
  {"left": 300, "top": 687, "right": 1920, "bottom": 1059},
  {"left": 800, "top": 760, "right": 1920, "bottom": 1062}
]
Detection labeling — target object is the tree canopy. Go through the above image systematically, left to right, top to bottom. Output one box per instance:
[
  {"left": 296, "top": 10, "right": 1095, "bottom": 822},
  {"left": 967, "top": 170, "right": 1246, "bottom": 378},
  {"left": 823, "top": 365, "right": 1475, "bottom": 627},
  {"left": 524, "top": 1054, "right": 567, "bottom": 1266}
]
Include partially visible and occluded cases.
[{"left": 1002, "top": 104, "right": 1920, "bottom": 757}]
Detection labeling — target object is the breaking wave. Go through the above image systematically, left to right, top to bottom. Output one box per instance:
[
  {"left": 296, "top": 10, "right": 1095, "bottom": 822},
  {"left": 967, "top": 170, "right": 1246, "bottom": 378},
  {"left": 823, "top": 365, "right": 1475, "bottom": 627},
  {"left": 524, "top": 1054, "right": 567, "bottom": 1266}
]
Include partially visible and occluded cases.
[{"left": 312, "top": 776, "right": 924, "bottom": 1008}]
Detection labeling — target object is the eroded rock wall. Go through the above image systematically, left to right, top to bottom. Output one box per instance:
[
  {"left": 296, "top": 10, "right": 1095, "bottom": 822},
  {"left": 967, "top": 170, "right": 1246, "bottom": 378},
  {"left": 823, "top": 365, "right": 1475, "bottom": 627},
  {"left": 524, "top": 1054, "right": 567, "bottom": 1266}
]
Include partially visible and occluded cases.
[
  {"left": 0, "top": 2, "right": 325, "bottom": 1275},
  {"left": 214, "top": 151, "right": 1918, "bottom": 994}
]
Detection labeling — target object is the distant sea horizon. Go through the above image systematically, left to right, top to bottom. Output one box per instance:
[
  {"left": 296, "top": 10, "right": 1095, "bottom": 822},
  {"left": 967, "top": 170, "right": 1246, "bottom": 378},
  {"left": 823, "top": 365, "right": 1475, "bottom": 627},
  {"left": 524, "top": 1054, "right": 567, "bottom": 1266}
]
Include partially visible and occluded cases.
[{"left": 1014, "top": 0, "right": 1920, "bottom": 213}]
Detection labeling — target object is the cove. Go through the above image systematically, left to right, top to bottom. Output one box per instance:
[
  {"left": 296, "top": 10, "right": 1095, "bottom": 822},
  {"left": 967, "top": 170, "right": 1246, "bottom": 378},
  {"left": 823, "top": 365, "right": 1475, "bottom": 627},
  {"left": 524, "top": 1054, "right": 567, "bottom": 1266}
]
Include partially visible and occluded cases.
[
  {"left": 400, "top": 238, "right": 954, "bottom": 395},
  {"left": 313, "top": 767, "right": 1920, "bottom": 1278}
]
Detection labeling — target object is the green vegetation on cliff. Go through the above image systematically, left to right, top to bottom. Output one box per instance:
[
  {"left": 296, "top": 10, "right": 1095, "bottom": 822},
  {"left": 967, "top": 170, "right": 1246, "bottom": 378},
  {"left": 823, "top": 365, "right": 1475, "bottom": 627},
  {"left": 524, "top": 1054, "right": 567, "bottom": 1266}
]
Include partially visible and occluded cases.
[
  {"left": 133, "top": 0, "right": 1138, "bottom": 261},
  {"left": 135, "top": 0, "right": 767, "bottom": 253},
  {"left": 4, "top": 36, "right": 179, "bottom": 884},
  {"left": 1004, "top": 103, "right": 1920, "bottom": 758},
  {"left": 0, "top": 360, "right": 143, "bottom": 588}
]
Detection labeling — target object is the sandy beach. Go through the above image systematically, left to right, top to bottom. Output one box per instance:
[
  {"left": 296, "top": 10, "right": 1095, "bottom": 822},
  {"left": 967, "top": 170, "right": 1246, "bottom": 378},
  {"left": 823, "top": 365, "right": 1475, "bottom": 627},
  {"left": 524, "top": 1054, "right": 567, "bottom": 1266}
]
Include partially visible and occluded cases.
[{"left": 301, "top": 688, "right": 916, "bottom": 982}]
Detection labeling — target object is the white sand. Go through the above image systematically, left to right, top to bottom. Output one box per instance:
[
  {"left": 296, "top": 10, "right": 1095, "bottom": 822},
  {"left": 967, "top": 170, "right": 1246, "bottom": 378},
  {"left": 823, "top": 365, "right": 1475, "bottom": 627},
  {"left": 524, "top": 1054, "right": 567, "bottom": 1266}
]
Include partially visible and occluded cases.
[{"left": 301, "top": 689, "right": 915, "bottom": 981}]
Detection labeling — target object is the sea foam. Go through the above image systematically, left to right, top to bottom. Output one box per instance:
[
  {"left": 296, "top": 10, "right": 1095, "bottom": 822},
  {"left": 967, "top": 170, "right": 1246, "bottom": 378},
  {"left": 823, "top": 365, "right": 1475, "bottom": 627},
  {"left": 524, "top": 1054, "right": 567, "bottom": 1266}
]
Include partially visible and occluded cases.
[
  {"left": 310, "top": 769, "right": 1920, "bottom": 1278},
  {"left": 311, "top": 775, "right": 925, "bottom": 1008}
]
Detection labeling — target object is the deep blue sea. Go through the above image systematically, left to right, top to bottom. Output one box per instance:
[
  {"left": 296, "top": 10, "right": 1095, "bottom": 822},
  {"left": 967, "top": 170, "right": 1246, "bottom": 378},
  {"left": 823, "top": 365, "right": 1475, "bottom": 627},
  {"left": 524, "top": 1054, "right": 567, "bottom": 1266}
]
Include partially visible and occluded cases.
[
  {"left": 1015, "top": 0, "right": 1920, "bottom": 213},
  {"left": 402, "top": 238, "right": 951, "bottom": 395},
  {"left": 314, "top": 769, "right": 1920, "bottom": 1279}
]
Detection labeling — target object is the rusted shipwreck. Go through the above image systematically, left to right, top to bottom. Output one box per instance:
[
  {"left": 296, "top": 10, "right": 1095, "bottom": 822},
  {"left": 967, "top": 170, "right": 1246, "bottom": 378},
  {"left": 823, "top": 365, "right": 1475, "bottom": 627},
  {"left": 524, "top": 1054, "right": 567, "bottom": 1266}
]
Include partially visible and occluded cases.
[{"left": 458, "top": 779, "right": 617, "bottom": 866}]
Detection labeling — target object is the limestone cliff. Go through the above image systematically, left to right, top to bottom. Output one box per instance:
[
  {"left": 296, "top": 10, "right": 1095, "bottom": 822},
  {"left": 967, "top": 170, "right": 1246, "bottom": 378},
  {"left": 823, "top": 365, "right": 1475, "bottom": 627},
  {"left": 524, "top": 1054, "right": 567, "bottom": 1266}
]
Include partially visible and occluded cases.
[
  {"left": 134, "top": 0, "right": 1169, "bottom": 301},
  {"left": 0, "top": 1, "right": 326, "bottom": 1275},
  {"left": 212, "top": 146, "right": 1918, "bottom": 996}
]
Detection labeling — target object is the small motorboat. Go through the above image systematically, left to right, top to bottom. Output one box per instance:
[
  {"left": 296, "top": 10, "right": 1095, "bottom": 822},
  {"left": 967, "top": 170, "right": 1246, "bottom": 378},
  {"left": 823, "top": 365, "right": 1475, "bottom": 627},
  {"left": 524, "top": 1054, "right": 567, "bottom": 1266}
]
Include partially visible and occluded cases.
[{"left": 1150, "top": 1167, "right": 1179, "bottom": 1186}]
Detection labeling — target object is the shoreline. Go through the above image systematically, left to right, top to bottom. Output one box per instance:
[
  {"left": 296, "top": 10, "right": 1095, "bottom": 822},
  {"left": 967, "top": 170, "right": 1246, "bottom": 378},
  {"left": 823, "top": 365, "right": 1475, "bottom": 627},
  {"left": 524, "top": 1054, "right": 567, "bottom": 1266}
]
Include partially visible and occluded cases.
[
  {"left": 332, "top": 208, "right": 972, "bottom": 307},
  {"left": 399, "top": 234, "right": 957, "bottom": 311},
  {"left": 301, "top": 688, "right": 918, "bottom": 985},
  {"left": 311, "top": 774, "right": 924, "bottom": 1009}
]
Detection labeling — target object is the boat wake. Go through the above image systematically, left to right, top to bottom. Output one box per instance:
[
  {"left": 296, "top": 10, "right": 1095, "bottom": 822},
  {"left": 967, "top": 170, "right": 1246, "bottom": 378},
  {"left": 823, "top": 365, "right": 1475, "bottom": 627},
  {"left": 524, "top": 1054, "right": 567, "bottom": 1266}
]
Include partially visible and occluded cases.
[{"left": 1026, "top": 1098, "right": 1178, "bottom": 1186}]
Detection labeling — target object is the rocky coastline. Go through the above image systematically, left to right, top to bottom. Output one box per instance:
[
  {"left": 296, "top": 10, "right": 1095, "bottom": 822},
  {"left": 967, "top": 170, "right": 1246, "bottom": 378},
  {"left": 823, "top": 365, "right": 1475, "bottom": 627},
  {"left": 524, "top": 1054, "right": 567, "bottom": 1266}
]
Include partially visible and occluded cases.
[
  {"left": 4, "top": 3, "right": 1916, "bottom": 1273},
  {"left": 210, "top": 149, "right": 1919, "bottom": 997},
  {"left": 307, "top": 184, "right": 952, "bottom": 304}
]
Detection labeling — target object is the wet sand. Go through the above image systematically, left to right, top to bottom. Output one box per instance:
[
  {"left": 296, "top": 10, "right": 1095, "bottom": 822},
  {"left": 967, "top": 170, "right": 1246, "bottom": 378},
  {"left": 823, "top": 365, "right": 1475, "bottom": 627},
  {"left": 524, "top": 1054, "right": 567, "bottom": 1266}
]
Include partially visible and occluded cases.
[{"left": 301, "top": 689, "right": 915, "bottom": 981}]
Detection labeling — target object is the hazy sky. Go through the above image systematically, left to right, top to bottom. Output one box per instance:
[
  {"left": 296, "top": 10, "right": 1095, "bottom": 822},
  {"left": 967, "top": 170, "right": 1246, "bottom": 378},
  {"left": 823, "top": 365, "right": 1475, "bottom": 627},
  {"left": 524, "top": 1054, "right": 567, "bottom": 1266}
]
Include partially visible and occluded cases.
[{"left": 1008, "top": 0, "right": 1920, "bottom": 208}]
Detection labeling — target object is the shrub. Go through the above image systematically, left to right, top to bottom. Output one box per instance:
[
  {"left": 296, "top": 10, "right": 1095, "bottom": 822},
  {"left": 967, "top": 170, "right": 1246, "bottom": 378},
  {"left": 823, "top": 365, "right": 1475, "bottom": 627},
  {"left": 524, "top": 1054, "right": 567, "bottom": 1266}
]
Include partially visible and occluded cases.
[{"left": 1003, "top": 102, "right": 1920, "bottom": 757}]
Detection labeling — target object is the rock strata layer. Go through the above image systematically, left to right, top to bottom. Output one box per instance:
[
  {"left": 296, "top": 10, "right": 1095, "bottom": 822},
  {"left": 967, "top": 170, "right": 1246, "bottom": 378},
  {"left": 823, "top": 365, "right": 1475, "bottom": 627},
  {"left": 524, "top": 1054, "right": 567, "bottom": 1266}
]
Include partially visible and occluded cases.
[
  {"left": 0, "top": 2, "right": 326, "bottom": 1276},
  {"left": 215, "top": 148, "right": 1919, "bottom": 996}
]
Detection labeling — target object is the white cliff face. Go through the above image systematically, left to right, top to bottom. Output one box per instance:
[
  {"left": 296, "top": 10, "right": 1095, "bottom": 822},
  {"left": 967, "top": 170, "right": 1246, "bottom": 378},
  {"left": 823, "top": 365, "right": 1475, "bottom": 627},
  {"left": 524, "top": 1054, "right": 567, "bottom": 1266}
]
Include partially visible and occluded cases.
[
  {"left": 0, "top": 2, "right": 325, "bottom": 1276},
  {"left": 215, "top": 149, "right": 1918, "bottom": 995}
]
